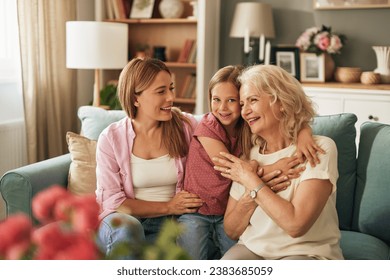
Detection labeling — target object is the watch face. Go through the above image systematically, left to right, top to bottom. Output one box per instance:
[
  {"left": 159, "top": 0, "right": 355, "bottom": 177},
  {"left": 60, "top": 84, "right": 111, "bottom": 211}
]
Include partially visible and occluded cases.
[{"left": 250, "top": 190, "right": 256, "bottom": 199}]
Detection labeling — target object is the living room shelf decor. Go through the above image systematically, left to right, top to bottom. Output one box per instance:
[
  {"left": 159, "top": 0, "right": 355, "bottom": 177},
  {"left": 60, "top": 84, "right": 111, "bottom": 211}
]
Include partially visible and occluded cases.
[
  {"left": 101, "top": 0, "right": 221, "bottom": 114},
  {"left": 314, "top": 0, "right": 390, "bottom": 10},
  {"left": 372, "top": 45, "right": 390, "bottom": 83}
]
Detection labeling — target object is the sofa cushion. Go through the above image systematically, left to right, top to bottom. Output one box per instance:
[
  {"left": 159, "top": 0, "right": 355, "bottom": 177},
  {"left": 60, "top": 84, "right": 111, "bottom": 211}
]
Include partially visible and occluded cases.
[
  {"left": 78, "top": 106, "right": 126, "bottom": 140},
  {"left": 311, "top": 113, "right": 357, "bottom": 230},
  {"left": 354, "top": 122, "right": 390, "bottom": 245},
  {"left": 66, "top": 132, "right": 97, "bottom": 196},
  {"left": 340, "top": 230, "right": 390, "bottom": 260}
]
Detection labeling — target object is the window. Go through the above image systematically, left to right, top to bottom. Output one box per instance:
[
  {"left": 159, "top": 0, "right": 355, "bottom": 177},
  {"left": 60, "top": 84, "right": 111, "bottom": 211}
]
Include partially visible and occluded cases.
[
  {"left": 0, "top": 0, "right": 21, "bottom": 83},
  {"left": 0, "top": 0, "right": 24, "bottom": 122}
]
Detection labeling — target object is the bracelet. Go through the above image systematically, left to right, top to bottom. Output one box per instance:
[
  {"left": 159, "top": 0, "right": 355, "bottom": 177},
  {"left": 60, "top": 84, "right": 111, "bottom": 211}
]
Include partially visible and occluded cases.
[{"left": 250, "top": 182, "right": 265, "bottom": 199}]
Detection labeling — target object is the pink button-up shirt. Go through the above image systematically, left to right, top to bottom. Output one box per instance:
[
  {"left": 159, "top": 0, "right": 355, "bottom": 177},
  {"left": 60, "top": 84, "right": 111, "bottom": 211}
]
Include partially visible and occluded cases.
[{"left": 95, "top": 114, "right": 197, "bottom": 220}]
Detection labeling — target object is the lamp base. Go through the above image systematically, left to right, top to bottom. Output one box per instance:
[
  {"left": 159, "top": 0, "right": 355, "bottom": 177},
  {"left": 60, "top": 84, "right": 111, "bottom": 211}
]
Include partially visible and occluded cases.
[{"left": 243, "top": 38, "right": 264, "bottom": 66}]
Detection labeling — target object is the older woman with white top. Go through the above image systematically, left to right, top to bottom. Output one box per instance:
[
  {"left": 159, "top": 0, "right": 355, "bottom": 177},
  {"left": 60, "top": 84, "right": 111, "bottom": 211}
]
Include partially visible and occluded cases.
[{"left": 213, "top": 64, "right": 343, "bottom": 260}]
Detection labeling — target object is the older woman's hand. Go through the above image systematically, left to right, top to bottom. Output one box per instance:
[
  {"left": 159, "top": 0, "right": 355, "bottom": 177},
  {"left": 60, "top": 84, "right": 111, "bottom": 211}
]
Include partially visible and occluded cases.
[
  {"left": 212, "top": 152, "right": 259, "bottom": 187},
  {"left": 213, "top": 152, "right": 293, "bottom": 193}
]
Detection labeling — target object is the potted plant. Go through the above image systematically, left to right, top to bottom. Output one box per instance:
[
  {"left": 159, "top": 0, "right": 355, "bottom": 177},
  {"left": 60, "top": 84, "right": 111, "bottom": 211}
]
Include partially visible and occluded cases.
[{"left": 100, "top": 80, "right": 121, "bottom": 110}]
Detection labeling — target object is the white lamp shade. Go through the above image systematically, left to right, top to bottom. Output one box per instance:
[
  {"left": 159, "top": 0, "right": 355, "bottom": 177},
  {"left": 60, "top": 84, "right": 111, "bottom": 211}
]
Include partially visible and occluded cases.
[
  {"left": 230, "top": 2, "right": 275, "bottom": 38},
  {"left": 66, "top": 21, "right": 128, "bottom": 69}
]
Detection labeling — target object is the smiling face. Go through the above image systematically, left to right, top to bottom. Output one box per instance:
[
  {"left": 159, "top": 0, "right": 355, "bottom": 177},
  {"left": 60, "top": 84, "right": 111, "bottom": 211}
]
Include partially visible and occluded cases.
[
  {"left": 134, "top": 70, "right": 175, "bottom": 122},
  {"left": 210, "top": 82, "right": 241, "bottom": 134},
  {"left": 239, "top": 83, "right": 282, "bottom": 138}
]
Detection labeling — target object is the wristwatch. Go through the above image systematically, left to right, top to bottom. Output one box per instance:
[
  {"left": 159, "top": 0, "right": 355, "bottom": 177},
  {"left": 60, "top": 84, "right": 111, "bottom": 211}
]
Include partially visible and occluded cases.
[{"left": 250, "top": 183, "right": 265, "bottom": 199}]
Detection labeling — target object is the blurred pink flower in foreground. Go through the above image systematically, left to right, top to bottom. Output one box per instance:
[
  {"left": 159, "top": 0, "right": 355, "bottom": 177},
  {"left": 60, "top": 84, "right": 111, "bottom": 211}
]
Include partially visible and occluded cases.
[{"left": 0, "top": 185, "right": 101, "bottom": 260}]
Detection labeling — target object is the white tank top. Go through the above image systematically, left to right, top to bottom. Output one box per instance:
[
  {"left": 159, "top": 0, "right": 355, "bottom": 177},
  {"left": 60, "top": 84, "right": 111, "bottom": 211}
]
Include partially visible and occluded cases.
[{"left": 131, "top": 153, "right": 177, "bottom": 202}]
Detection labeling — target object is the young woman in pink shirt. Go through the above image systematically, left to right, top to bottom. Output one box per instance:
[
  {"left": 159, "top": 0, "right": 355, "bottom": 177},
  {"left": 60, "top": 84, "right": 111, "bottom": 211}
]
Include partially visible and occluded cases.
[{"left": 95, "top": 58, "right": 203, "bottom": 259}]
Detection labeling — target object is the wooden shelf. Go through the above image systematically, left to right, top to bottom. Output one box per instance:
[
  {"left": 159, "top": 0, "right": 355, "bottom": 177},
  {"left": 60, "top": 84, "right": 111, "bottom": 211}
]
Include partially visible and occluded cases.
[
  {"left": 106, "top": 18, "right": 197, "bottom": 24},
  {"left": 165, "top": 62, "right": 196, "bottom": 68},
  {"left": 301, "top": 82, "right": 390, "bottom": 91},
  {"left": 174, "top": 98, "right": 196, "bottom": 104}
]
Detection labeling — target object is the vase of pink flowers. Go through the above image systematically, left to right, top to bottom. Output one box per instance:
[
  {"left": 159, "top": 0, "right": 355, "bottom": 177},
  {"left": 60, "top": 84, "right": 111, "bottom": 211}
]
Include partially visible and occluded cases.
[{"left": 296, "top": 25, "right": 346, "bottom": 81}]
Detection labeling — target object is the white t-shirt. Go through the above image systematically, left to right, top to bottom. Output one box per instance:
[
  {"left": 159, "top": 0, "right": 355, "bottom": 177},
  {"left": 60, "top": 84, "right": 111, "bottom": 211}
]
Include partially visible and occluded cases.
[
  {"left": 230, "top": 136, "right": 344, "bottom": 259},
  {"left": 131, "top": 154, "right": 177, "bottom": 202}
]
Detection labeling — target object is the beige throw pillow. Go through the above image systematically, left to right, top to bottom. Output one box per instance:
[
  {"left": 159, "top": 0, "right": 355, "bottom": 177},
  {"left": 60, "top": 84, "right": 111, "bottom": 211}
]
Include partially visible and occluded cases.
[{"left": 66, "top": 131, "right": 97, "bottom": 195}]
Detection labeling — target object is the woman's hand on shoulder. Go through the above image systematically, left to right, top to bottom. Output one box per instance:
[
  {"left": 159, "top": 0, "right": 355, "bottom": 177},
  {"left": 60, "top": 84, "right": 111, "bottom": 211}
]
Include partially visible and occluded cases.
[
  {"left": 296, "top": 128, "right": 325, "bottom": 167},
  {"left": 266, "top": 156, "right": 305, "bottom": 179},
  {"left": 257, "top": 167, "right": 290, "bottom": 193},
  {"left": 167, "top": 191, "right": 203, "bottom": 215}
]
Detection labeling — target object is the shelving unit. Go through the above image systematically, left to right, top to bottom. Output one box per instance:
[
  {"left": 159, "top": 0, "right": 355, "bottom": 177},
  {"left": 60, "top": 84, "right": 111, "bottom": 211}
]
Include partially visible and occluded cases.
[
  {"left": 96, "top": 0, "right": 221, "bottom": 114},
  {"left": 302, "top": 82, "right": 390, "bottom": 146}
]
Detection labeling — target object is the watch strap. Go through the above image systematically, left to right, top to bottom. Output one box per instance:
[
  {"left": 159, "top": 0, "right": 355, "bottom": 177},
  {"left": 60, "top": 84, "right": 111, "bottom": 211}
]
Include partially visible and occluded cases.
[{"left": 251, "top": 182, "right": 265, "bottom": 198}]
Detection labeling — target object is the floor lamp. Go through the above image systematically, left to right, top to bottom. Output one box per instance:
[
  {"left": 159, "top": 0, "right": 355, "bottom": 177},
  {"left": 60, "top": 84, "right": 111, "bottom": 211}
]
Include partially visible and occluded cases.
[
  {"left": 230, "top": 2, "right": 275, "bottom": 66},
  {"left": 66, "top": 21, "right": 128, "bottom": 107}
]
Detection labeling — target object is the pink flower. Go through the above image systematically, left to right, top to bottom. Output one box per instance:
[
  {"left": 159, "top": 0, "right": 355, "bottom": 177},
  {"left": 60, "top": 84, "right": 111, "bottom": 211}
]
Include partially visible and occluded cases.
[
  {"left": 296, "top": 25, "right": 346, "bottom": 55},
  {"left": 314, "top": 32, "right": 330, "bottom": 51},
  {"left": 327, "top": 35, "right": 343, "bottom": 54},
  {"left": 1, "top": 185, "right": 102, "bottom": 260},
  {"left": 32, "top": 185, "right": 71, "bottom": 223},
  {"left": 53, "top": 194, "right": 100, "bottom": 234},
  {"left": 71, "top": 196, "right": 100, "bottom": 234},
  {"left": 0, "top": 213, "right": 32, "bottom": 259},
  {"left": 31, "top": 218, "right": 100, "bottom": 260},
  {"left": 55, "top": 234, "right": 100, "bottom": 260}
]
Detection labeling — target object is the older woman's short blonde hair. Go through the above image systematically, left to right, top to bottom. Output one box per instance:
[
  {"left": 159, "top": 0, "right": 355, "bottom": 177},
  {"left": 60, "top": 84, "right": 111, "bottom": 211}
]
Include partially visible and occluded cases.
[{"left": 238, "top": 64, "right": 316, "bottom": 156}]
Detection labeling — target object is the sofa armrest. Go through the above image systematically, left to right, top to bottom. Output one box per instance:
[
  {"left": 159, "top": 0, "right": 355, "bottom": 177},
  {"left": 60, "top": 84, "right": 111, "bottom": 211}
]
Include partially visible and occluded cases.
[{"left": 0, "top": 153, "right": 71, "bottom": 222}]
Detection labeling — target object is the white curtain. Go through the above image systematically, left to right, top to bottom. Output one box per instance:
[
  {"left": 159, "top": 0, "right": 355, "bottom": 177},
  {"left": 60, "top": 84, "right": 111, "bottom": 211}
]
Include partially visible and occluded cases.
[{"left": 17, "top": 0, "right": 78, "bottom": 163}]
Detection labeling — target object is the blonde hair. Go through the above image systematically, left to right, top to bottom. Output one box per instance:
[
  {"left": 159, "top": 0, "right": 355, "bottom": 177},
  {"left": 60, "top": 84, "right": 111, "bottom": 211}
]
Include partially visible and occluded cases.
[
  {"left": 117, "top": 58, "right": 192, "bottom": 158},
  {"left": 239, "top": 64, "right": 316, "bottom": 158},
  {"left": 207, "top": 65, "right": 251, "bottom": 157}
]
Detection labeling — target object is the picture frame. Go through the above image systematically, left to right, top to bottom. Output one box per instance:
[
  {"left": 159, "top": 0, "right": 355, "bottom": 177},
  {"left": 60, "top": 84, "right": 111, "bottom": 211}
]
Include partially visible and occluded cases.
[
  {"left": 130, "top": 0, "right": 155, "bottom": 19},
  {"left": 314, "top": 0, "right": 390, "bottom": 10},
  {"left": 270, "top": 46, "right": 300, "bottom": 80},
  {"left": 300, "top": 53, "right": 325, "bottom": 82}
]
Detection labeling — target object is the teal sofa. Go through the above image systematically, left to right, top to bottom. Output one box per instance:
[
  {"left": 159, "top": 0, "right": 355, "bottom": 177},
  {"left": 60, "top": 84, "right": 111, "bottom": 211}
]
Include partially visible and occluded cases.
[{"left": 1, "top": 106, "right": 390, "bottom": 260}]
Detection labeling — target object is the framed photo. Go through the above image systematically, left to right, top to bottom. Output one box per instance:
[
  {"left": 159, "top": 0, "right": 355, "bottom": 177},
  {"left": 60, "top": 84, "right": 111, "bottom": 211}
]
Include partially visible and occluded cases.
[
  {"left": 130, "top": 0, "right": 155, "bottom": 19},
  {"left": 314, "top": 0, "right": 390, "bottom": 10},
  {"left": 270, "top": 46, "right": 300, "bottom": 80},
  {"left": 300, "top": 53, "right": 325, "bottom": 82}
]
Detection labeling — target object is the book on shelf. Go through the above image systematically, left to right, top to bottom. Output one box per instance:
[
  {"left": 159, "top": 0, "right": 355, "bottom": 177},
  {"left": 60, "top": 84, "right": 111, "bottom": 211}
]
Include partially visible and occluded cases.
[
  {"left": 105, "top": 0, "right": 115, "bottom": 19},
  {"left": 109, "top": 0, "right": 128, "bottom": 19},
  {"left": 117, "top": 0, "right": 128, "bottom": 19},
  {"left": 122, "top": 0, "right": 132, "bottom": 17},
  {"left": 177, "top": 39, "right": 195, "bottom": 63},
  {"left": 187, "top": 40, "right": 197, "bottom": 63},
  {"left": 182, "top": 73, "right": 196, "bottom": 99},
  {"left": 177, "top": 74, "right": 191, "bottom": 98}
]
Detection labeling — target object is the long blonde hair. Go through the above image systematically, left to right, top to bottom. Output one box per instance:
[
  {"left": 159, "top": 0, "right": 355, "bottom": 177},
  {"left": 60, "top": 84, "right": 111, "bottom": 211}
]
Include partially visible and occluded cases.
[
  {"left": 117, "top": 58, "right": 192, "bottom": 158},
  {"left": 239, "top": 64, "right": 316, "bottom": 158}
]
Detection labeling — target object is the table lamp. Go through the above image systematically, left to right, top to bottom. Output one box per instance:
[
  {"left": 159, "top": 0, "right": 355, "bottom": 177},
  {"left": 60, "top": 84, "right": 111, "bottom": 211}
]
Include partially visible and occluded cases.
[
  {"left": 230, "top": 2, "right": 275, "bottom": 66},
  {"left": 66, "top": 21, "right": 128, "bottom": 107}
]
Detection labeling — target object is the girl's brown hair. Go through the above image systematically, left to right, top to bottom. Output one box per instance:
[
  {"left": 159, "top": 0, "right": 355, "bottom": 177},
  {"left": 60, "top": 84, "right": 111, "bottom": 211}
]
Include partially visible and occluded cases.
[
  {"left": 117, "top": 58, "right": 192, "bottom": 158},
  {"left": 208, "top": 65, "right": 252, "bottom": 157}
]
